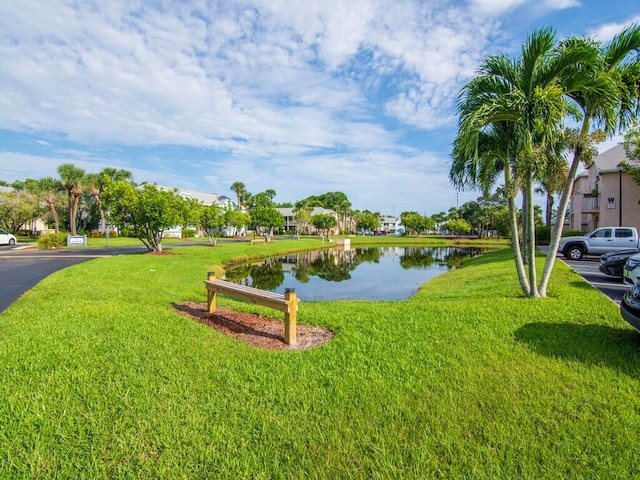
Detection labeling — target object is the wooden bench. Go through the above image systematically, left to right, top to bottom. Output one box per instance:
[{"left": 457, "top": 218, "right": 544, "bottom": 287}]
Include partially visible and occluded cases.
[
  {"left": 250, "top": 237, "right": 266, "bottom": 245},
  {"left": 205, "top": 273, "right": 299, "bottom": 345}
]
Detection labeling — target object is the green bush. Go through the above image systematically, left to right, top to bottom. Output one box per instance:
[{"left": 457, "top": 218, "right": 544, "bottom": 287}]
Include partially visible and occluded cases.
[
  {"left": 535, "top": 226, "right": 550, "bottom": 244},
  {"left": 118, "top": 227, "right": 133, "bottom": 237},
  {"left": 182, "top": 229, "right": 197, "bottom": 238},
  {"left": 561, "top": 229, "right": 585, "bottom": 237},
  {"left": 89, "top": 230, "right": 119, "bottom": 238},
  {"left": 37, "top": 232, "right": 67, "bottom": 250}
]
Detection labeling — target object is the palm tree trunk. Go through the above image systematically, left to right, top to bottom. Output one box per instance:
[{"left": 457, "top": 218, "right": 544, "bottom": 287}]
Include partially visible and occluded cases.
[
  {"left": 539, "top": 119, "right": 591, "bottom": 296},
  {"left": 505, "top": 165, "right": 530, "bottom": 296},
  {"left": 526, "top": 171, "right": 539, "bottom": 297},
  {"left": 521, "top": 190, "right": 528, "bottom": 265},
  {"left": 47, "top": 192, "right": 60, "bottom": 234},
  {"left": 71, "top": 193, "right": 81, "bottom": 235}
]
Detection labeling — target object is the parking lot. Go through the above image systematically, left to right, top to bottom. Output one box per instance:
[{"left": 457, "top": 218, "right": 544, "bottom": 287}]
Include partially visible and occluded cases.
[{"left": 559, "top": 255, "right": 629, "bottom": 304}]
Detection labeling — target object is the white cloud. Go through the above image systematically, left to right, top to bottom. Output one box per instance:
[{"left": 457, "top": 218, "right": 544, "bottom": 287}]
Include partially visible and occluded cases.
[
  {"left": 0, "top": 0, "right": 500, "bottom": 150},
  {"left": 468, "top": 0, "right": 579, "bottom": 16},
  {"left": 542, "top": 0, "right": 580, "bottom": 8},
  {"left": 589, "top": 16, "right": 640, "bottom": 42}
]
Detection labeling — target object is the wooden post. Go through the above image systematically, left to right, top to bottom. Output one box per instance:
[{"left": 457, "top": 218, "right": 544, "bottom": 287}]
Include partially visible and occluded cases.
[
  {"left": 207, "top": 272, "right": 217, "bottom": 313},
  {"left": 284, "top": 288, "right": 297, "bottom": 345}
]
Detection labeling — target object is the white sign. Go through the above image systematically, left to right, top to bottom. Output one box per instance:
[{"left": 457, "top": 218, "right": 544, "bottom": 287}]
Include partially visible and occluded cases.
[{"left": 67, "top": 235, "right": 87, "bottom": 246}]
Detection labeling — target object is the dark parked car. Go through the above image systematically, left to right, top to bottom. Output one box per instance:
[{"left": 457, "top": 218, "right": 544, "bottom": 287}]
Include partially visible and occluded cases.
[
  {"left": 599, "top": 250, "right": 640, "bottom": 278},
  {"left": 620, "top": 281, "right": 640, "bottom": 333}
]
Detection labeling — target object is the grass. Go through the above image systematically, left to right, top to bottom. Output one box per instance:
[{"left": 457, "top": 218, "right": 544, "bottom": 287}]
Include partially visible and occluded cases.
[{"left": 1, "top": 240, "right": 639, "bottom": 478}]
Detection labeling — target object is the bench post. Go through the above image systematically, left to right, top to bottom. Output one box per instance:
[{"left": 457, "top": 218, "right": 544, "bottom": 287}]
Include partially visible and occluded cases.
[
  {"left": 207, "top": 272, "right": 217, "bottom": 313},
  {"left": 284, "top": 288, "right": 297, "bottom": 345}
]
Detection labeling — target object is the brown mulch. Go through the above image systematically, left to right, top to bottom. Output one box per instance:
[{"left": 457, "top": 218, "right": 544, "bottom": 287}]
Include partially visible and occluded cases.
[{"left": 174, "top": 302, "right": 335, "bottom": 350}]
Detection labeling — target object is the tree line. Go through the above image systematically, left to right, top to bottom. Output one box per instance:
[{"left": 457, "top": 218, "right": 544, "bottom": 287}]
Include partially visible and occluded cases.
[{"left": 2, "top": 165, "right": 529, "bottom": 252}]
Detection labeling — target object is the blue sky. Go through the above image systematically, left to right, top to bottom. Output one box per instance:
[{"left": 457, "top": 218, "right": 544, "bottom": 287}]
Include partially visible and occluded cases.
[{"left": 1, "top": 0, "right": 638, "bottom": 215}]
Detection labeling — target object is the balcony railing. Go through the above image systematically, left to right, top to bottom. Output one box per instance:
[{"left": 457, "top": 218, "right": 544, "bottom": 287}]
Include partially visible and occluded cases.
[{"left": 582, "top": 195, "right": 599, "bottom": 212}]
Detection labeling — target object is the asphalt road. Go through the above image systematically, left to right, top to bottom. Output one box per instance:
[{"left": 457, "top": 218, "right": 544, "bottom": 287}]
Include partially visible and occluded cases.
[
  {"left": 0, "top": 244, "right": 149, "bottom": 314},
  {"left": 556, "top": 255, "right": 629, "bottom": 304}
]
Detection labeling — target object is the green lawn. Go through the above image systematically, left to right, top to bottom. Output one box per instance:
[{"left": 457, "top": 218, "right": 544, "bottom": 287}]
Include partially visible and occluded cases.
[{"left": 1, "top": 240, "right": 638, "bottom": 478}]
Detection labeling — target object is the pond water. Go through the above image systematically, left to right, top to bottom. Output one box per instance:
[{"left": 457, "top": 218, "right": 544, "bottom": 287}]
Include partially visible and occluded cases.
[{"left": 223, "top": 246, "right": 483, "bottom": 301}]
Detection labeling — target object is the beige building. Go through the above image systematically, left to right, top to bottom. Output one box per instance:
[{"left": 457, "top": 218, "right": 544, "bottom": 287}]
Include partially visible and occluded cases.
[
  {"left": 568, "top": 144, "right": 640, "bottom": 232},
  {"left": 276, "top": 207, "right": 340, "bottom": 235}
]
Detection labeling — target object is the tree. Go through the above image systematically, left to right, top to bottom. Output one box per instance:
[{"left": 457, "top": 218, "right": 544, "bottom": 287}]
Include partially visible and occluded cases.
[
  {"left": 540, "top": 24, "right": 640, "bottom": 296},
  {"left": 453, "top": 27, "right": 607, "bottom": 297},
  {"left": 622, "top": 122, "right": 640, "bottom": 184},
  {"left": 57, "top": 163, "right": 86, "bottom": 235},
  {"left": 87, "top": 168, "right": 133, "bottom": 235},
  {"left": 34, "top": 177, "right": 64, "bottom": 234},
  {"left": 230, "top": 181, "right": 247, "bottom": 211},
  {"left": 102, "top": 182, "right": 191, "bottom": 253},
  {"left": 0, "top": 190, "right": 41, "bottom": 233},
  {"left": 248, "top": 191, "right": 284, "bottom": 240},
  {"left": 297, "top": 191, "right": 351, "bottom": 214},
  {"left": 337, "top": 198, "right": 352, "bottom": 234},
  {"left": 198, "top": 202, "right": 226, "bottom": 246},
  {"left": 293, "top": 204, "right": 312, "bottom": 238},
  {"left": 226, "top": 209, "right": 251, "bottom": 236},
  {"left": 355, "top": 210, "right": 380, "bottom": 232},
  {"left": 400, "top": 211, "right": 432, "bottom": 235},
  {"left": 430, "top": 211, "right": 447, "bottom": 233},
  {"left": 311, "top": 213, "right": 337, "bottom": 242},
  {"left": 443, "top": 218, "right": 472, "bottom": 236}
]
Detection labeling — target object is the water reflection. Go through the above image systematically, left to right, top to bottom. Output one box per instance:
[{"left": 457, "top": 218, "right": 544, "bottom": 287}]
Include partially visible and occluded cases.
[{"left": 224, "top": 247, "right": 482, "bottom": 301}]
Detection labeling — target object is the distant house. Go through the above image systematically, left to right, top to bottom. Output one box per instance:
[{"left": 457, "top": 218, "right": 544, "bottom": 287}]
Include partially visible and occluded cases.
[
  {"left": 568, "top": 144, "right": 640, "bottom": 232},
  {"left": 164, "top": 187, "right": 235, "bottom": 238},
  {"left": 175, "top": 188, "right": 235, "bottom": 210},
  {"left": 276, "top": 207, "right": 340, "bottom": 235},
  {"left": 380, "top": 216, "right": 401, "bottom": 233}
]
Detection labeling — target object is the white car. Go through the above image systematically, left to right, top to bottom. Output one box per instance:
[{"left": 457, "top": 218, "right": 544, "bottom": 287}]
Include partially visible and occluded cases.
[
  {"left": 0, "top": 228, "right": 17, "bottom": 246},
  {"left": 623, "top": 253, "right": 640, "bottom": 286}
]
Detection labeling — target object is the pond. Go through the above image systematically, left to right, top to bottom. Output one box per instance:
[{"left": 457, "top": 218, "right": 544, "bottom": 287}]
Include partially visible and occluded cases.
[{"left": 223, "top": 246, "right": 484, "bottom": 301}]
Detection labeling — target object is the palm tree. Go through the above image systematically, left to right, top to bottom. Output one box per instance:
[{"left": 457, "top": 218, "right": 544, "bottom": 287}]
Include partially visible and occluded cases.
[
  {"left": 540, "top": 24, "right": 640, "bottom": 296},
  {"left": 453, "top": 27, "right": 599, "bottom": 297},
  {"left": 452, "top": 123, "right": 532, "bottom": 295},
  {"left": 57, "top": 163, "right": 86, "bottom": 235},
  {"left": 87, "top": 168, "right": 133, "bottom": 234},
  {"left": 36, "top": 177, "right": 64, "bottom": 234},
  {"left": 230, "top": 181, "right": 246, "bottom": 211},
  {"left": 337, "top": 199, "right": 352, "bottom": 234}
]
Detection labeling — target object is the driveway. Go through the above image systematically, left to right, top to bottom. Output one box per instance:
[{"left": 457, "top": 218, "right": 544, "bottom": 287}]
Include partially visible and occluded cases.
[
  {"left": 0, "top": 241, "right": 219, "bottom": 314},
  {"left": 0, "top": 245, "right": 148, "bottom": 314}
]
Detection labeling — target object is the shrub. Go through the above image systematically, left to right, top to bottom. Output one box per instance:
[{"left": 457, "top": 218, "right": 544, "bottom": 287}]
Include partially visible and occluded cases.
[
  {"left": 535, "top": 226, "right": 551, "bottom": 245},
  {"left": 182, "top": 229, "right": 197, "bottom": 238},
  {"left": 561, "top": 229, "right": 585, "bottom": 237},
  {"left": 89, "top": 230, "right": 119, "bottom": 238},
  {"left": 37, "top": 232, "right": 67, "bottom": 250}
]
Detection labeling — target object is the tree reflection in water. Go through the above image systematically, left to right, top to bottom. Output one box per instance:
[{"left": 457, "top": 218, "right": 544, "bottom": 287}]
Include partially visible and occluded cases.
[{"left": 223, "top": 247, "right": 483, "bottom": 301}]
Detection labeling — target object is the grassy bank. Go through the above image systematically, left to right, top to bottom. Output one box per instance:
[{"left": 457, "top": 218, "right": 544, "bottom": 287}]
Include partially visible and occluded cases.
[{"left": 1, "top": 240, "right": 638, "bottom": 478}]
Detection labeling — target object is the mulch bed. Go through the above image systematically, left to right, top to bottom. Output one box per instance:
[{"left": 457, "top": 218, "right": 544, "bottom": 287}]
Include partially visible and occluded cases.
[{"left": 174, "top": 302, "right": 335, "bottom": 350}]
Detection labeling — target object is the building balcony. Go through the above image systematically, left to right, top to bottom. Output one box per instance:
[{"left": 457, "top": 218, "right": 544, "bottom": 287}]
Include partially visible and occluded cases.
[{"left": 582, "top": 194, "right": 599, "bottom": 213}]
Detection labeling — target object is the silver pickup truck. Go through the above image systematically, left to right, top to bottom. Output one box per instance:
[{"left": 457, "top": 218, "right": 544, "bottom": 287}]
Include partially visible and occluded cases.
[{"left": 559, "top": 227, "right": 640, "bottom": 260}]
